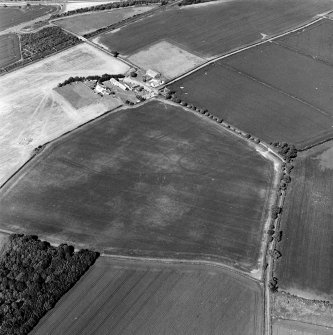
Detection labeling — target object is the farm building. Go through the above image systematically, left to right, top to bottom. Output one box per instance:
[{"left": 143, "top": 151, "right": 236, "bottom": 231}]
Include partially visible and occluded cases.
[
  {"left": 146, "top": 69, "right": 160, "bottom": 79},
  {"left": 123, "top": 77, "right": 141, "bottom": 89},
  {"left": 110, "top": 78, "right": 129, "bottom": 91},
  {"left": 150, "top": 78, "right": 164, "bottom": 87}
]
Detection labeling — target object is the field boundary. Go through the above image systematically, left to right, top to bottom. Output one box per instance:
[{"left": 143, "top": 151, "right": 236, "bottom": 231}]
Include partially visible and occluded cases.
[{"left": 100, "top": 253, "right": 262, "bottom": 284}]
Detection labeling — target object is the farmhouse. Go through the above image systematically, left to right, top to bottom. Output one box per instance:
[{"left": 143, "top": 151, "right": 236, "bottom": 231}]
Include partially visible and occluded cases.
[
  {"left": 146, "top": 69, "right": 160, "bottom": 79},
  {"left": 95, "top": 82, "right": 107, "bottom": 95}
]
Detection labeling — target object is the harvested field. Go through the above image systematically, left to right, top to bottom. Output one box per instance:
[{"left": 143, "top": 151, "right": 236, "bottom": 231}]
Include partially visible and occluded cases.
[
  {"left": 95, "top": 0, "right": 333, "bottom": 58},
  {"left": 0, "top": 5, "right": 57, "bottom": 31},
  {"left": 55, "top": 6, "right": 154, "bottom": 35},
  {"left": 276, "top": 19, "right": 333, "bottom": 66},
  {"left": 0, "top": 33, "right": 21, "bottom": 68},
  {"left": 128, "top": 40, "right": 205, "bottom": 79},
  {"left": 0, "top": 42, "right": 129, "bottom": 186},
  {"left": 222, "top": 43, "right": 333, "bottom": 119},
  {"left": 168, "top": 63, "right": 333, "bottom": 148},
  {"left": 0, "top": 100, "right": 275, "bottom": 271},
  {"left": 275, "top": 142, "right": 333, "bottom": 301},
  {"left": 31, "top": 256, "right": 264, "bottom": 335},
  {"left": 272, "top": 319, "right": 333, "bottom": 335}
]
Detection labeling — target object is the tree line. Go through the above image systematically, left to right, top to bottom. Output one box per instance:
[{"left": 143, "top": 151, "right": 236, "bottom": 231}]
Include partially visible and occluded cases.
[
  {"left": 51, "top": 0, "right": 168, "bottom": 19},
  {"left": 178, "top": 0, "right": 215, "bottom": 6},
  {"left": 57, "top": 73, "right": 125, "bottom": 87},
  {"left": 0, "top": 234, "right": 99, "bottom": 335}
]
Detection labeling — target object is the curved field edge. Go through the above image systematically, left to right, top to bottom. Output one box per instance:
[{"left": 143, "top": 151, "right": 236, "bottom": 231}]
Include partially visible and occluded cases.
[
  {"left": 0, "top": 99, "right": 278, "bottom": 274},
  {"left": 30, "top": 255, "right": 264, "bottom": 335}
]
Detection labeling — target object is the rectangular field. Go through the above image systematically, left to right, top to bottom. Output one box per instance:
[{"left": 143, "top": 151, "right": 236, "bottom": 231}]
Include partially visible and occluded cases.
[
  {"left": 94, "top": 0, "right": 333, "bottom": 58},
  {"left": 0, "top": 5, "right": 57, "bottom": 31},
  {"left": 54, "top": 6, "right": 154, "bottom": 35},
  {"left": 276, "top": 19, "right": 333, "bottom": 66},
  {"left": 0, "top": 33, "right": 21, "bottom": 68},
  {"left": 0, "top": 42, "right": 129, "bottom": 186},
  {"left": 222, "top": 43, "right": 333, "bottom": 117},
  {"left": 168, "top": 63, "right": 333, "bottom": 148},
  {"left": 0, "top": 101, "right": 275, "bottom": 272},
  {"left": 275, "top": 142, "right": 333, "bottom": 301},
  {"left": 31, "top": 256, "right": 264, "bottom": 335},
  {"left": 273, "top": 319, "right": 333, "bottom": 335}
]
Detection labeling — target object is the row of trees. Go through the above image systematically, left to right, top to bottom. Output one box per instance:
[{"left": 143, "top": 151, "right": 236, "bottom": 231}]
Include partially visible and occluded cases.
[
  {"left": 51, "top": 0, "right": 168, "bottom": 19},
  {"left": 178, "top": 0, "right": 215, "bottom": 6},
  {"left": 21, "top": 27, "right": 81, "bottom": 60},
  {"left": 57, "top": 73, "right": 125, "bottom": 87},
  {"left": 270, "top": 142, "right": 297, "bottom": 162},
  {"left": 0, "top": 234, "right": 99, "bottom": 335}
]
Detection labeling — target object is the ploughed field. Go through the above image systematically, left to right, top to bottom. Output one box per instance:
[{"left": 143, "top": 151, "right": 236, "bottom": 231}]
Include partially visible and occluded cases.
[
  {"left": 94, "top": 0, "right": 333, "bottom": 58},
  {"left": 0, "top": 5, "right": 57, "bottom": 31},
  {"left": 54, "top": 6, "right": 154, "bottom": 35},
  {"left": 276, "top": 19, "right": 333, "bottom": 66},
  {"left": 0, "top": 33, "right": 20, "bottom": 68},
  {"left": 170, "top": 35, "right": 333, "bottom": 148},
  {"left": 0, "top": 101, "right": 274, "bottom": 271},
  {"left": 275, "top": 142, "right": 333, "bottom": 301},
  {"left": 31, "top": 256, "right": 264, "bottom": 335}
]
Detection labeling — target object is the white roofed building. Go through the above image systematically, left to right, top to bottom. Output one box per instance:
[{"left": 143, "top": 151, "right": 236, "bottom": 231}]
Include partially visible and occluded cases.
[{"left": 146, "top": 69, "right": 160, "bottom": 79}]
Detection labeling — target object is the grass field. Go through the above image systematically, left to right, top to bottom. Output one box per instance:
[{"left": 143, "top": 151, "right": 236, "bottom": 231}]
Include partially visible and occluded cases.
[
  {"left": 95, "top": 0, "right": 333, "bottom": 59},
  {"left": 61, "top": 1, "right": 113, "bottom": 13},
  {"left": 0, "top": 5, "right": 57, "bottom": 31},
  {"left": 55, "top": 6, "right": 154, "bottom": 35},
  {"left": 276, "top": 19, "right": 333, "bottom": 66},
  {"left": 0, "top": 33, "right": 21, "bottom": 68},
  {"left": 128, "top": 40, "right": 205, "bottom": 79},
  {"left": 0, "top": 42, "right": 129, "bottom": 186},
  {"left": 223, "top": 43, "right": 333, "bottom": 119},
  {"left": 168, "top": 62, "right": 333, "bottom": 148},
  {"left": 54, "top": 81, "right": 122, "bottom": 110},
  {"left": 0, "top": 100, "right": 275, "bottom": 271},
  {"left": 275, "top": 142, "right": 333, "bottom": 301},
  {"left": 31, "top": 256, "right": 264, "bottom": 335},
  {"left": 272, "top": 319, "right": 333, "bottom": 335}
]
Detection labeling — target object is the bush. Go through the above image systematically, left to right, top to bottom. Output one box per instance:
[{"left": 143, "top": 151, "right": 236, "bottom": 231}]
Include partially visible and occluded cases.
[{"left": 271, "top": 205, "right": 282, "bottom": 219}]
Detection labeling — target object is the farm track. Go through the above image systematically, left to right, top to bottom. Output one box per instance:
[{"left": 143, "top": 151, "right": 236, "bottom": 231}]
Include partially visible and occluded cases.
[{"left": 164, "top": 14, "right": 332, "bottom": 88}]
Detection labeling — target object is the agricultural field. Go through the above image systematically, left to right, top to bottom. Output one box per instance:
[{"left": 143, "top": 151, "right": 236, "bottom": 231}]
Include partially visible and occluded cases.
[
  {"left": 94, "top": 0, "right": 333, "bottom": 59},
  {"left": 0, "top": 5, "right": 57, "bottom": 31},
  {"left": 55, "top": 6, "right": 155, "bottom": 35},
  {"left": 276, "top": 19, "right": 333, "bottom": 66},
  {"left": 0, "top": 33, "right": 21, "bottom": 68},
  {"left": 128, "top": 40, "right": 205, "bottom": 79},
  {"left": 0, "top": 42, "right": 129, "bottom": 186},
  {"left": 222, "top": 43, "right": 333, "bottom": 119},
  {"left": 168, "top": 62, "right": 333, "bottom": 148},
  {"left": 0, "top": 100, "right": 275, "bottom": 272},
  {"left": 275, "top": 142, "right": 333, "bottom": 301},
  {"left": 31, "top": 256, "right": 264, "bottom": 335},
  {"left": 272, "top": 319, "right": 333, "bottom": 335}
]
